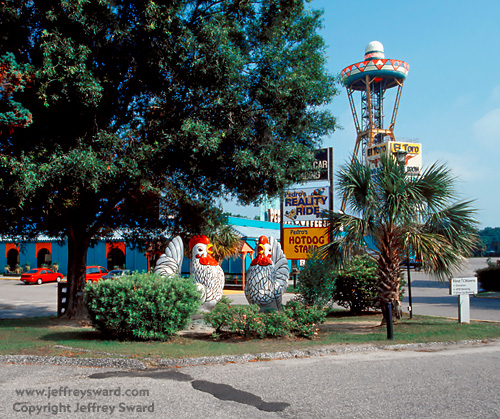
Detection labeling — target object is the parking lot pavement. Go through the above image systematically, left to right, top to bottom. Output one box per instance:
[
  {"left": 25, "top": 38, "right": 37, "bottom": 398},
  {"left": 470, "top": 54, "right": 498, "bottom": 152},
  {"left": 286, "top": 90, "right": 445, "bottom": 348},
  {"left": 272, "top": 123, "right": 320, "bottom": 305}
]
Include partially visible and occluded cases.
[
  {"left": 402, "top": 257, "right": 500, "bottom": 321},
  {"left": 0, "top": 278, "right": 59, "bottom": 319},
  {"left": 0, "top": 281, "right": 296, "bottom": 319}
]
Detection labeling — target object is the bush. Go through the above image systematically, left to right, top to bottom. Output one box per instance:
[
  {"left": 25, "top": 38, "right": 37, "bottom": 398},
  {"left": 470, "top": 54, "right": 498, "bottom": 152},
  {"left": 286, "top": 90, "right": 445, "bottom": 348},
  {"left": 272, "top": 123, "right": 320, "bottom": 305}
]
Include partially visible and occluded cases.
[
  {"left": 296, "top": 250, "right": 336, "bottom": 307},
  {"left": 333, "top": 255, "right": 378, "bottom": 313},
  {"left": 476, "top": 265, "right": 500, "bottom": 292},
  {"left": 85, "top": 272, "right": 201, "bottom": 341},
  {"left": 203, "top": 296, "right": 259, "bottom": 337},
  {"left": 203, "top": 298, "right": 325, "bottom": 339},
  {"left": 282, "top": 300, "right": 326, "bottom": 338}
]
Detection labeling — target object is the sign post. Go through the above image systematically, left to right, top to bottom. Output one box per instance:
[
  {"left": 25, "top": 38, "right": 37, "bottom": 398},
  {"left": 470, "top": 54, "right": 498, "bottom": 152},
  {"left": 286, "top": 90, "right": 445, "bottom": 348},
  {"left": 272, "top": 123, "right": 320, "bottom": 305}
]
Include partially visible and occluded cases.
[{"left": 449, "top": 277, "right": 478, "bottom": 323}]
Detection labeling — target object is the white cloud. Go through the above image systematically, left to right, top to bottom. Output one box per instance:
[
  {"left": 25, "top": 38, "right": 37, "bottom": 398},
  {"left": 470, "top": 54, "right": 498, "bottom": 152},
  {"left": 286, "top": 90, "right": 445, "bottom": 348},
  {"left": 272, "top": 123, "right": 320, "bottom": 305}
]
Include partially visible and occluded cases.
[
  {"left": 491, "top": 85, "right": 500, "bottom": 102},
  {"left": 473, "top": 108, "right": 500, "bottom": 150},
  {"left": 423, "top": 150, "right": 482, "bottom": 183}
]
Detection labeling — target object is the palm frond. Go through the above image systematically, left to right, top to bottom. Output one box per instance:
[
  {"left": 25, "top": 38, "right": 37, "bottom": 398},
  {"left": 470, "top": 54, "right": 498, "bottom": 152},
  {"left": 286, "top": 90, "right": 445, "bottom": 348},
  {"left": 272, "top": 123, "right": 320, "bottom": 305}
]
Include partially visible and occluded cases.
[
  {"left": 373, "top": 155, "right": 417, "bottom": 225},
  {"left": 337, "top": 158, "right": 375, "bottom": 216},
  {"left": 411, "top": 161, "right": 456, "bottom": 211},
  {"left": 424, "top": 200, "right": 479, "bottom": 256},
  {"left": 319, "top": 211, "right": 375, "bottom": 267},
  {"left": 409, "top": 231, "right": 467, "bottom": 280}
]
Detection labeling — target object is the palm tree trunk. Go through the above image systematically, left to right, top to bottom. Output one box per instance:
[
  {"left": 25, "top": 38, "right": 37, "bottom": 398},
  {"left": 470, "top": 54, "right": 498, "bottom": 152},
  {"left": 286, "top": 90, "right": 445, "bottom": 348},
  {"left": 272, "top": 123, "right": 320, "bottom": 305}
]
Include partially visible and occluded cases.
[{"left": 377, "top": 228, "right": 403, "bottom": 325}]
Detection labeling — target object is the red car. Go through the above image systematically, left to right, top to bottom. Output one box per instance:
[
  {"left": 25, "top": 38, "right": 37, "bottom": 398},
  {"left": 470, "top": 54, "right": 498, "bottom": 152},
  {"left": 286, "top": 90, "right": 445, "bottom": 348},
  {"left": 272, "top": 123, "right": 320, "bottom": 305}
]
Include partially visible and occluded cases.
[
  {"left": 86, "top": 266, "right": 109, "bottom": 283},
  {"left": 21, "top": 268, "right": 63, "bottom": 285}
]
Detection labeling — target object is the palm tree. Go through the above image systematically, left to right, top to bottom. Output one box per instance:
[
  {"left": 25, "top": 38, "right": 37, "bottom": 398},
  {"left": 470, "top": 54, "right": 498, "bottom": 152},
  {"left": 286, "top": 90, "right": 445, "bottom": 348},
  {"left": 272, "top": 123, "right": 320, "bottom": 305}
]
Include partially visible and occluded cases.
[
  {"left": 322, "top": 155, "right": 478, "bottom": 323},
  {"left": 206, "top": 224, "right": 243, "bottom": 263}
]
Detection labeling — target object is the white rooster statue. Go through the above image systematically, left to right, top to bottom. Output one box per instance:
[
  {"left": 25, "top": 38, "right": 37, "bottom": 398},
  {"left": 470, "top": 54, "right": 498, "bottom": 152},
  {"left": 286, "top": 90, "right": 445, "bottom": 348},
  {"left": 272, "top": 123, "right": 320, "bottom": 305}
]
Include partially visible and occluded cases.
[
  {"left": 154, "top": 235, "right": 224, "bottom": 313},
  {"left": 245, "top": 235, "right": 289, "bottom": 310}
]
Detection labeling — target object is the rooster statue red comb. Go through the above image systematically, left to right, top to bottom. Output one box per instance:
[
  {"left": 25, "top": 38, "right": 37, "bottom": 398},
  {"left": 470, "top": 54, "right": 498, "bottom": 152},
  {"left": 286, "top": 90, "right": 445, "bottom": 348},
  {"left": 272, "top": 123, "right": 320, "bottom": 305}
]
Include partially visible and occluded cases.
[{"left": 189, "top": 235, "right": 211, "bottom": 251}]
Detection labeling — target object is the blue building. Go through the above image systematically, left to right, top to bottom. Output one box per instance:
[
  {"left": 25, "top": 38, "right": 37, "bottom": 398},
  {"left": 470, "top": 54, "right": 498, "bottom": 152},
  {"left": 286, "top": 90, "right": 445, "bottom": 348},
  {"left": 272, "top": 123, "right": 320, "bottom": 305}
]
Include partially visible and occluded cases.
[
  {"left": 1, "top": 217, "right": 281, "bottom": 283},
  {"left": 1, "top": 236, "right": 148, "bottom": 275}
]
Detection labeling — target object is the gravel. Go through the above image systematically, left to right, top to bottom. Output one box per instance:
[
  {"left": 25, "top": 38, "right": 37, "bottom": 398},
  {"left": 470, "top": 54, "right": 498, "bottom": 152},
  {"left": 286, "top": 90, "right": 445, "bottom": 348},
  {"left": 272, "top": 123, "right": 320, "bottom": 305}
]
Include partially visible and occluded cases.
[{"left": 1, "top": 338, "right": 498, "bottom": 369}]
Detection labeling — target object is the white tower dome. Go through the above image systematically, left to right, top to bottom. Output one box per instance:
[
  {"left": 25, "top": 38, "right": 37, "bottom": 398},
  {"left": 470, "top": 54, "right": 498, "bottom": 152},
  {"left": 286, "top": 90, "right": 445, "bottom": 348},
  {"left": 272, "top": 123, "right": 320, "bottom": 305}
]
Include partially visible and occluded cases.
[{"left": 364, "top": 41, "right": 385, "bottom": 60}]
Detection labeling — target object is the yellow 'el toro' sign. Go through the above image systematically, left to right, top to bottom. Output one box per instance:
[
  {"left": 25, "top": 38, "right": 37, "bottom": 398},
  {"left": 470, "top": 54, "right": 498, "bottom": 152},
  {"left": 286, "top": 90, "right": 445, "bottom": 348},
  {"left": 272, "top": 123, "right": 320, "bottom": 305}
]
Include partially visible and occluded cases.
[{"left": 283, "top": 227, "right": 329, "bottom": 260}]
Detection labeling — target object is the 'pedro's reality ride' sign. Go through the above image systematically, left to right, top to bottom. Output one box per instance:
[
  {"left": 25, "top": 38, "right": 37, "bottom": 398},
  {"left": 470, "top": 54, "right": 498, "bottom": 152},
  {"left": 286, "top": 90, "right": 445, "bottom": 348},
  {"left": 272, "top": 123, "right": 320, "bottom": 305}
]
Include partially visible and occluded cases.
[{"left": 283, "top": 187, "right": 329, "bottom": 223}]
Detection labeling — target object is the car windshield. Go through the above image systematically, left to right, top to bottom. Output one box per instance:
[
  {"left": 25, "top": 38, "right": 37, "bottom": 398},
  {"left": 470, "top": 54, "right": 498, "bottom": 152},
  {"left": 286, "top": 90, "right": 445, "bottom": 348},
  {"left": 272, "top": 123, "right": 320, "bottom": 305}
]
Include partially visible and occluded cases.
[
  {"left": 27, "top": 269, "right": 38, "bottom": 274},
  {"left": 108, "top": 270, "right": 129, "bottom": 276}
]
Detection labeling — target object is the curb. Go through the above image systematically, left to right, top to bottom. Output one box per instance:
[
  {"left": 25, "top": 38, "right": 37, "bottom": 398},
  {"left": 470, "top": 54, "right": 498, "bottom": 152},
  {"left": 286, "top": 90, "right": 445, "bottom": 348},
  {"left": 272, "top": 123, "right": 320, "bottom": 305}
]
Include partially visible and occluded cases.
[
  {"left": 0, "top": 276, "right": 23, "bottom": 281},
  {"left": 474, "top": 293, "right": 500, "bottom": 299},
  {"left": 146, "top": 338, "right": 500, "bottom": 367},
  {"left": 1, "top": 339, "right": 499, "bottom": 370}
]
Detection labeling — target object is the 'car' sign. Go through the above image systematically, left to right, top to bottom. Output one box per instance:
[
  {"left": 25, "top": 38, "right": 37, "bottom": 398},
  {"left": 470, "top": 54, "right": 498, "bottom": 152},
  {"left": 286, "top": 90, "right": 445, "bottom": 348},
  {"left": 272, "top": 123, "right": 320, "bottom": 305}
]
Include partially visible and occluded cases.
[{"left": 302, "top": 148, "right": 331, "bottom": 181}]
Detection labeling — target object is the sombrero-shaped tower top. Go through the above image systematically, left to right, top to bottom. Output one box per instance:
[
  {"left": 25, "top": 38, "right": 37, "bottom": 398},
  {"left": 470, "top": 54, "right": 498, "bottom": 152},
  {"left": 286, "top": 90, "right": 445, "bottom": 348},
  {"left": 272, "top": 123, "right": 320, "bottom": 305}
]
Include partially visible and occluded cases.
[{"left": 341, "top": 41, "right": 409, "bottom": 90}]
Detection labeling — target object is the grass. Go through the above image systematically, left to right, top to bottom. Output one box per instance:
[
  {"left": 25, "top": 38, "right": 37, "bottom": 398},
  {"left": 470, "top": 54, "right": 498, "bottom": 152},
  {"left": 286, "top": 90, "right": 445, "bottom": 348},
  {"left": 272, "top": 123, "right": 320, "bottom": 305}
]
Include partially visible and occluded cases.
[{"left": 0, "top": 313, "right": 498, "bottom": 361}]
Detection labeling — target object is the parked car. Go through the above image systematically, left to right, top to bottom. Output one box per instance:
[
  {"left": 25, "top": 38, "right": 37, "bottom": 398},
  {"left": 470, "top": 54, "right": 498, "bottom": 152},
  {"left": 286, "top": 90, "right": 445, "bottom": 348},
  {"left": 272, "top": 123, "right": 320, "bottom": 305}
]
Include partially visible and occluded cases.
[
  {"left": 401, "top": 258, "right": 422, "bottom": 271},
  {"left": 85, "top": 266, "right": 109, "bottom": 283},
  {"left": 21, "top": 268, "right": 63, "bottom": 285},
  {"left": 100, "top": 269, "right": 130, "bottom": 280}
]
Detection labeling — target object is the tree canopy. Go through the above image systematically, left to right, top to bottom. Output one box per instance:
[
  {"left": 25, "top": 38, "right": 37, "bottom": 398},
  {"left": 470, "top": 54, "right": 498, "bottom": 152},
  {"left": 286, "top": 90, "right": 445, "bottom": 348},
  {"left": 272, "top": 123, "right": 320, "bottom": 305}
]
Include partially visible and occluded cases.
[
  {"left": 0, "top": 0, "right": 337, "bottom": 317},
  {"left": 0, "top": 52, "right": 34, "bottom": 136},
  {"left": 476, "top": 227, "right": 500, "bottom": 256}
]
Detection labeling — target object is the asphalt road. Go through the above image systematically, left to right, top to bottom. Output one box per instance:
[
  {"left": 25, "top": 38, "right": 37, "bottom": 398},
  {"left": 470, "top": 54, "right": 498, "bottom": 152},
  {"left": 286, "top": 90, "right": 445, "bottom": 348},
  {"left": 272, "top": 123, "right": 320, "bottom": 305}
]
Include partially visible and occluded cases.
[
  {"left": 0, "top": 257, "right": 499, "bottom": 321},
  {"left": 1, "top": 341, "right": 500, "bottom": 418}
]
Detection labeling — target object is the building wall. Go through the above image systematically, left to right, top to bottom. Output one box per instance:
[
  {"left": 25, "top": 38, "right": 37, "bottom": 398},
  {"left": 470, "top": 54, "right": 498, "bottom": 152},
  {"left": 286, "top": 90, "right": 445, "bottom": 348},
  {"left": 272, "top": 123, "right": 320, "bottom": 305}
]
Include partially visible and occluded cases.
[
  {"left": 1, "top": 217, "right": 285, "bottom": 276},
  {"left": 1, "top": 241, "right": 148, "bottom": 275},
  {"left": 126, "top": 246, "right": 148, "bottom": 273}
]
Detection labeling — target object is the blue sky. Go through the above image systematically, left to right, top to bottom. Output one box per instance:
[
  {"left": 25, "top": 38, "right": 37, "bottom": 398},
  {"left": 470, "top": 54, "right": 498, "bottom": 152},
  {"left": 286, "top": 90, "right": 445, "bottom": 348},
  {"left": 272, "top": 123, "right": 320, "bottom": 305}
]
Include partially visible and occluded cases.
[{"left": 226, "top": 0, "right": 500, "bottom": 228}]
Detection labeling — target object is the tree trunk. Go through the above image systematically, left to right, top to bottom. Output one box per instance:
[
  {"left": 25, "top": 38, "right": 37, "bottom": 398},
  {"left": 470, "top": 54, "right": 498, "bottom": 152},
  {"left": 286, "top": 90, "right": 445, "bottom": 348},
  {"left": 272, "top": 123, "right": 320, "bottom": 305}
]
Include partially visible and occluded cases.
[
  {"left": 61, "top": 225, "right": 90, "bottom": 320},
  {"left": 377, "top": 229, "right": 403, "bottom": 325}
]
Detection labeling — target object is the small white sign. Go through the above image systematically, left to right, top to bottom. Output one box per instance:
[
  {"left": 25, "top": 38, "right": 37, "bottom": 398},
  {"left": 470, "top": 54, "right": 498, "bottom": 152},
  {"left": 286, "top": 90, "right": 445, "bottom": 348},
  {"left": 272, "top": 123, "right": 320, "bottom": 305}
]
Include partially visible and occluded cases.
[{"left": 450, "top": 277, "right": 478, "bottom": 296}]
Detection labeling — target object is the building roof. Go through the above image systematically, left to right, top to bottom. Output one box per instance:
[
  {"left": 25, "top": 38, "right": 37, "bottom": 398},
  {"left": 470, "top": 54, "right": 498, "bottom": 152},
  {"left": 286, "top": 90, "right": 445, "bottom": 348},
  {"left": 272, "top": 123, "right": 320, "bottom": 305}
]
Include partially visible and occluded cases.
[
  {"left": 228, "top": 216, "right": 281, "bottom": 243},
  {"left": 231, "top": 225, "right": 280, "bottom": 243}
]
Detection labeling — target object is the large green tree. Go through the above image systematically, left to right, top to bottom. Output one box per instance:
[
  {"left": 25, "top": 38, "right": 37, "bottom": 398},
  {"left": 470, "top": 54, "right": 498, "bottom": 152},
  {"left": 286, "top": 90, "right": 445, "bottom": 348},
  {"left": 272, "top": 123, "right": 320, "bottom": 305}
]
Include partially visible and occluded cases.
[
  {"left": 0, "top": 0, "right": 337, "bottom": 318},
  {"left": 0, "top": 52, "right": 34, "bottom": 135},
  {"left": 322, "top": 155, "right": 478, "bottom": 323},
  {"left": 477, "top": 227, "right": 500, "bottom": 255}
]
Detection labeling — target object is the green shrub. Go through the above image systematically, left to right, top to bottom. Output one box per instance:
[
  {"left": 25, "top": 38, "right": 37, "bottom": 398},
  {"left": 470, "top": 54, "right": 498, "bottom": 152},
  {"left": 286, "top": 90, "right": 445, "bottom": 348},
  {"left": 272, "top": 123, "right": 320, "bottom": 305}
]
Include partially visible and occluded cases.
[
  {"left": 296, "top": 250, "right": 336, "bottom": 307},
  {"left": 333, "top": 255, "right": 378, "bottom": 313},
  {"left": 476, "top": 265, "right": 500, "bottom": 291},
  {"left": 84, "top": 272, "right": 201, "bottom": 341},
  {"left": 203, "top": 297, "right": 259, "bottom": 337},
  {"left": 203, "top": 299, "right": 325, "bottom": 339},
  {"left": 283, "top": 300, "right": 326, "bottom": 338},
  {"left": 254, "top": 310, "right": 294, "bottom": 338}
]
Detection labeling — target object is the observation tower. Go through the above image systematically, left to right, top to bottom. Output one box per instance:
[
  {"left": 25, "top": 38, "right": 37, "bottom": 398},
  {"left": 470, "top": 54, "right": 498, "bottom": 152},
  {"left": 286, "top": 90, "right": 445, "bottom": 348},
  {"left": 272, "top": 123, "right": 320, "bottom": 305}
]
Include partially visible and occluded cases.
[{"left": 341, "top": 41, "right": 409, "bottom": 158}]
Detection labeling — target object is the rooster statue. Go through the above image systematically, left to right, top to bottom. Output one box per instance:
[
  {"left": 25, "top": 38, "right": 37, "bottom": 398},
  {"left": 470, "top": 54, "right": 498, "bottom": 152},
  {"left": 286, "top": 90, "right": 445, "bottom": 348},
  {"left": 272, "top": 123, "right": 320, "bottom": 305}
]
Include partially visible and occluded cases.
[
  {"left": 154, "top": 235, "right": 224, "bottom": 312},
  {"left": 245, "top": 235, "right": 289, "bottom": 310}
]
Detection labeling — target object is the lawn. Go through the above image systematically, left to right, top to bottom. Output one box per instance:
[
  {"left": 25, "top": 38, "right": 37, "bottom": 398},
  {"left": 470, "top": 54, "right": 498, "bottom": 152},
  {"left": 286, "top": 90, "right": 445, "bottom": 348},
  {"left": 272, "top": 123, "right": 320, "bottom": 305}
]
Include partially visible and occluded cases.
[{"left": 0, "top": 313, "right": 498, "bottom": 361}]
